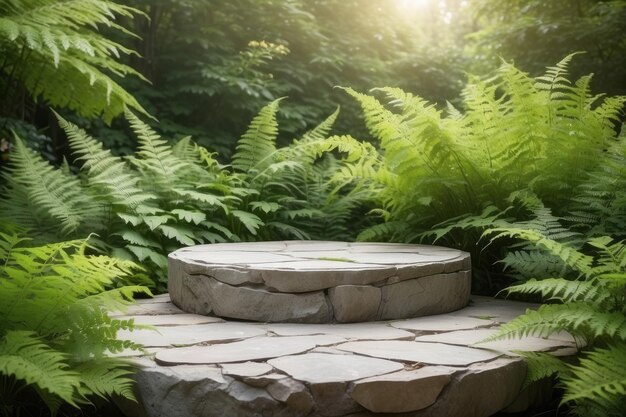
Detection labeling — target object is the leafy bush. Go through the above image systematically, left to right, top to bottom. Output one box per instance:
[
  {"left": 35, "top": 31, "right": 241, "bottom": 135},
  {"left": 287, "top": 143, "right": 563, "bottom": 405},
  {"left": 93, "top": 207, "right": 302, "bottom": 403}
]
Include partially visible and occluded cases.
[
  {"left": 0, "top": 0, "right": 147, "bottom": 122},
  {"left": 120, "top": 0, "right": 465, "bottom": 155},
  {"left": 344, "top": 55, "right": 625, "bottom": 291},
  {"left": 1, "top": 102, "right": 370, "bottom": 286},
  {"left": 0, "top": 226, "right": 148, "bottom": 416},
  {"left": 483, "top": 228, "right": 626, "bottom": 417}
]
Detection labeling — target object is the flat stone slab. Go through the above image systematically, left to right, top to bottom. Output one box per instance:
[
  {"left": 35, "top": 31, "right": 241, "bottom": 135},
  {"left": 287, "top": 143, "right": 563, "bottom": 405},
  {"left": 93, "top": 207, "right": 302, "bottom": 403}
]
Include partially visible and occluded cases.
[
  {"left": 168, "top": 241, "right": 471, "bottom": 323},
  {"left": 117, "top": 295, "right": 578, "bottom": 417},
  {"left": 390, "top": 315, "right": 495, "bottom": 332},
  {"left": 117, "top": 322, "right": 266, "bottom": 347},
  {"left": 267, "top": 323, "right": 414, "bottom": 340},
  {"left": 156, "top": 335, "right": 346, "bottom": 365},
  {"left": 335, "top": 341, "right": 502, "bottom": 366},
  {"left": 268, "top": 353, "right": 404, "bottom": 383}
]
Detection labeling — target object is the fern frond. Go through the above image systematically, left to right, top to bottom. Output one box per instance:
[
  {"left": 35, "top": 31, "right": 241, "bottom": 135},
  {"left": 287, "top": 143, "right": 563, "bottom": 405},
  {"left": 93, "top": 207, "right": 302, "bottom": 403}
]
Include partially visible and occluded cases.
[
  {"left": 0, "top": 0, "right": 147, "bottom": 121},
  {"left": 232, "top": 98, "right": 282, "bottom": 173},
  {"left": 300, "top": 106, "right": 340, "bottom": 142},
  {"left": 126, "top": 110, "right": 189, "bottom": 183},
  {"left": 57, "top": 113, "right": 155, "bottom": 209},
  {"left": 1, "top": 136, "right": 96, "bottom": 235},
  {"left": 486, "top": 228, "right": 593, "bottom": 276},
  {"left": 0, "top": 231, "right": 147, "bottom": 412},
  {"left": 505, "top": 278, "right": 611, "bottom": 305},
  {"left": 487, "top": 303, "right": 626, "bottom": 343},
  {"left": 0, "top": 331, "right": 80, "bottom": 408},
  {"left": 562, "top": 344, "right": 626, "bottom": 416},
  {"left": 518, "top": 351, "right": 572, "bottom": 388},
  {"left": 74, "top": 359, "right": 136, "bottom": 401}
]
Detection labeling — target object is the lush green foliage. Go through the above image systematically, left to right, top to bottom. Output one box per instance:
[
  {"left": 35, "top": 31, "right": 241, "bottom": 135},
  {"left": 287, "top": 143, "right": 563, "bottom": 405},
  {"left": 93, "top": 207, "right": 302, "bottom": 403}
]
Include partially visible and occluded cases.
[
  {"left": 0, "top": 0, "right": 146, "bottom": 122},
  {"left": 109, "top": 0, "right": 466, "bottom": 155},
  {"left": 470, "top": 0, "right": 626, "bottom": 97},
  {"left": 344, "top": 55, "right": 625, "bottom": 291},
  {"left": 1, "top": 103, "right": 369, "bottom": 287},
  {"left": 0, "top": 227, "right": 148, "bottom": 415},
  {"left": 483, "top": 229, "right": 626, "bottom": 416}
]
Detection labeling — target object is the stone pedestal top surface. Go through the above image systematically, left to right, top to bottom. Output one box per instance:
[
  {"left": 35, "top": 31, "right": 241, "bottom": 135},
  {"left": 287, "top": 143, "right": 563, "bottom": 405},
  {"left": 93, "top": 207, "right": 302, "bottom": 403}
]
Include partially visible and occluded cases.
[
  {"left": 168, "top": 241, "right": 472, "bottom": 323},
  {"left": 112, "top": 295, "right": 577, "bottom": 417}
]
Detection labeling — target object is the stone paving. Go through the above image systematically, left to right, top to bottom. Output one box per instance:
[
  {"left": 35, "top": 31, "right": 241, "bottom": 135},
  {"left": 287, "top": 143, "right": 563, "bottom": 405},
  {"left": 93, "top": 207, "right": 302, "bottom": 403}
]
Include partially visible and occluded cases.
[
  {"left": 168, "top": 241, "right": 471, "bottom": 323},
  {"left": 113, "top": 294, "right": 577, "bottom": 417}
]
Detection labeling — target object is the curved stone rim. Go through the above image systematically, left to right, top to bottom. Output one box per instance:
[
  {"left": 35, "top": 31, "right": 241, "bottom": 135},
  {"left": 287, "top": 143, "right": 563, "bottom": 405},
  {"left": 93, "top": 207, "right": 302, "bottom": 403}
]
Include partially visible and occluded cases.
[{"left": 168, "top": 241, "right": 472, "bottom": 323}]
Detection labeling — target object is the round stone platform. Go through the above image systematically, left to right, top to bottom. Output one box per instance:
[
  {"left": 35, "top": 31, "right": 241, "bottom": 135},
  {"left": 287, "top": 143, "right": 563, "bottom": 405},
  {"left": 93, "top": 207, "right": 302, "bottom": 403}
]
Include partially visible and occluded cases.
[
  {"left": 167, "top": 241, "right": 471, "bottom": 323},
  {"left": 112, "top": 295, "right": 577, "bottom": 417}
]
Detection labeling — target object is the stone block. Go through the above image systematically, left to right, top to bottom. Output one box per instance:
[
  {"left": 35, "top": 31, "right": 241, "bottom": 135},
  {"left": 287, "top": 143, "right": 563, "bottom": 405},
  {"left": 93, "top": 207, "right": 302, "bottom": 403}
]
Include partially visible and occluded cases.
[
  {"left": 378, "top": 271, "right": 471, "bottom": 320},
  {"left": 208, "top": 277, "right": 332, "bottom": 323},
  {"left": 328, "top": 285, "right": 381, "bottom": 323},
  {"left": 351, "top": 367, "right": 456, "bottom": 413},
  {"left": 267, "top": 378, "right": 314, "bottom": 413}
]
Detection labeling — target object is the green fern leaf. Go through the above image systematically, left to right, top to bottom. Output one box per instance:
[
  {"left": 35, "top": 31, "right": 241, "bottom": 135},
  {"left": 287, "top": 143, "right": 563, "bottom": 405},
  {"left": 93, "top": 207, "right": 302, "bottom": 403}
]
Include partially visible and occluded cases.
[
  {"left": 0, "top": 0, "right": 148, "bottom": 121},
  {"left": 232, "top": 98, "right": 282, "bottom": 173},
  {"left": 1, "top": 136, "right": 96, "bottom": 235},
  {"left": 232, "top": 210, "right": 264, "bottom": 235},
  {"left": 0, "top": 331, "right": 80, "bottom": 407},
  {"left": 562, "top": 344, "right": 626, "bottom": 416},
  {"left": 74, "top": 359, "right": 136, "bottom": 401}
]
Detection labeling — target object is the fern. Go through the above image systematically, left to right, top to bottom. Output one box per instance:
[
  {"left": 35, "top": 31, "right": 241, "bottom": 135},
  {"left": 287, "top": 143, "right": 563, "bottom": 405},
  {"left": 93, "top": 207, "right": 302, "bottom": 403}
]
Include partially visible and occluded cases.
[
  {"left": 0, "top": 0, "right": 147, "bottom": 121},
  {"left": 345, "top": 57, "right": 625, "bottom": 257},
  {"left": 232, "top": 98, "right": 282, "bottom": 173},
  {"left": 3, "top": 101, "right": 374, "bottom": 284},
  {"left": 58, "top": 113, "right": 155, "bottom": 210},
  {"left": 0, "top": 136, "right": 98, "bottom": 235},
  {"left": 484, "top": 226, "right": 626, "bottom": 415},
  {"left": 0, "top": 227, "right": 148, "bottom": 414},
  {"left": 0, "top": 331, "right": 80, "bottom": 409},
  {"left": 561, "top": 344, "right": 626, "bottom": 417}
]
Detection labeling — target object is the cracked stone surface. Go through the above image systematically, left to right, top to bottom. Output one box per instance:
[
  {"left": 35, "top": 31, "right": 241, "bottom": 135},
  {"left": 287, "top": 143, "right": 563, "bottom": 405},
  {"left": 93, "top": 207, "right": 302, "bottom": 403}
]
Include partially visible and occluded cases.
[
  {"left": 168, "top": 241, "right": 472, "bottom": 322},
  {"left": 116, "top": 295, "right": 578, "bottom": 417}
]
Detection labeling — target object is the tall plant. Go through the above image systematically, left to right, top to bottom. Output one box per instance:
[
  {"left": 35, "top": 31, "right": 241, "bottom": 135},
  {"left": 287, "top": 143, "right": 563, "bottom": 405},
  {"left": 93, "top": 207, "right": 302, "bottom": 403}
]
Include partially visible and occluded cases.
[
  {"left": 0, "top": 0, "right": 147, "bottom": 122},
  {"left": 345, "top": 55, "right": 625, "bottom": 290},
  {"left": 1, "top": 102, "right": 372, "bottom": 285},
  {"left": 482, "top": 225, "right": 626, "bottom": 417},
  {"left": 0, "top": 227, "right": 148, "bottom": 415}
]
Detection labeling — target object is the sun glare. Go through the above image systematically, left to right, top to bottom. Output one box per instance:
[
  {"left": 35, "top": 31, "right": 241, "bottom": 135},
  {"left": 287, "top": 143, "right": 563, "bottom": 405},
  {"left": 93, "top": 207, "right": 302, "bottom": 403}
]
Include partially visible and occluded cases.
[{"left": 394, "top": 0, "right": 431, "bottom": 11}]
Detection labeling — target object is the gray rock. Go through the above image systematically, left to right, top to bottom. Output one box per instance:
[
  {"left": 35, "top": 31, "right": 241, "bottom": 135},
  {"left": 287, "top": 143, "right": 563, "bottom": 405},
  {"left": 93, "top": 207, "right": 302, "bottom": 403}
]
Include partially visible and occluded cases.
[
  {"left": 169, "top": 242, "right": 472, "bottom": 323},
  {"left": 260, "top": 263, "right": 394, "bottom": 293},
  {"left": 207, "top": 267, "right": 257, "bottom": 286},
  {"left": 378, "top": 272, "right": 471, "bottom": 320},
  {"left": 178, "top": 273, "right": 213, "bottom": 315},
  {"left": 207, "top": 277, "right": 332, "bottom": 323},
  {"left": 328, "top": 285, "right": 381, "bottom": 322},
  {"left": 113, "top": 301, "right": 186, "bottom": 317},
  {"left": 115, "top": 313, "right": 222, "bottom": 326},
  {"left": 391, "top": 315, "right": 494, "bottom": 332},
  {"left": 117, "top": 322, "right": 266, "bottom": 347},
  {"left": 267, "top": 322, "right": 414, "bottom": 340},
  {"left": 415, "top": 328, "right": 576, "bottom": 355},
  {"left": 155, "top": 335, "right": 345, "bottom": 365},
  {"left": 336, "top": 341, "right": 501, "bottom": 366},
  {"left": 268, "top": 353, "right": 403, "bottom": 383},
  {"left": 410, "top": 358, "right": 527, "bottom": 417},
  {"left": 128, "top": 360, "right": 234, "bottom": 417},
  {"left": 221, "top": 361, "right": 273, "bottom": 377},
  {"left": 351, "top": 367, "right": 456, "bottom": 413},
  {"left": 242, "top": 373, "right": 287, "bottom": 388},
  {"left": 267, "top": 378, "right": 315, "bottom": 413},
  {"left": 226, "top": 380, "right": 277, "bottom": 412},
  {"left": 310, "top": 381, "right": 363, "bottom": 416}
]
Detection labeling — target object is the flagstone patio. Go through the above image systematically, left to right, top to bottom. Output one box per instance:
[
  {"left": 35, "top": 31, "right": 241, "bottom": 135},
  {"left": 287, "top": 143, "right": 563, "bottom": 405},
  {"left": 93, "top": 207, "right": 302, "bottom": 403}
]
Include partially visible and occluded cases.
[{"left": 113, "top": 294, "right": 576, "bottom": 417}]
